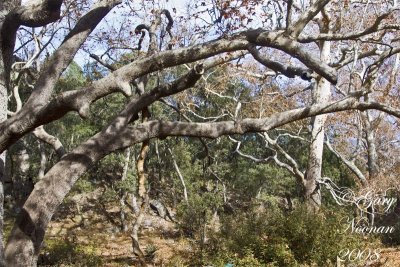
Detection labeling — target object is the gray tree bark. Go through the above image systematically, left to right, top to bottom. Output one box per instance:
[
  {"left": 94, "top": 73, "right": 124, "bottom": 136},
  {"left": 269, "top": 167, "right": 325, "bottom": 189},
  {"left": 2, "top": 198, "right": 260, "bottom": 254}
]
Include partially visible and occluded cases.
[
  {"left": 0, "top": 1, "right": 20, "bottom": 264},
  {"left": 0, "top": 1, "right": 119, "bottom": 265},
  {"left": 304, "top": 12, "right": 331, "bottom": 212},
  {"left": 0, "top": 77, "right": 6, "bottom": 267},
  {"left": 363, "top": 110, "right": 379, "bottom": 180},
  {"left": 13, "top": 140, "right": 31, "bottom": 208},
  {"left": 120, "top": 148, "right": 130, "bottom": 232}
]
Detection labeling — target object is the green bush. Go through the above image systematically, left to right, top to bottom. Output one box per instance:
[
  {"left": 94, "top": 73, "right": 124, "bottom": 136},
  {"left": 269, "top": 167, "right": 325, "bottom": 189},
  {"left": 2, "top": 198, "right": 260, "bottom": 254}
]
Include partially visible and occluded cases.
[
  {"left": 176, "top": 192, "right": 222, "bottom": 238},
  {"left": 206, "top": 205, "right": 368, "bottom": 267},
  {"left": 380, "top": 219, "right": 400, "bottom": 245},
  {"left": 144, "top": 243, "right": 158, "bottom": 261},
  {"left": 207, "top": 251, "right": 265, "bottom": 267},
  {"left": 166, "top": 256, "right": 189, "bottom": 267}
]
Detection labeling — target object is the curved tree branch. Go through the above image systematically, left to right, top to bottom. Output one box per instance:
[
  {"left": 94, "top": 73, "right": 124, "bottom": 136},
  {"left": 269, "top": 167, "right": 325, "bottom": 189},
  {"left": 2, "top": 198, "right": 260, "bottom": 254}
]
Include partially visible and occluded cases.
[
  {"left": 0, "top": 0, "right": 122, "bottom": 152},
  {"left": 1, "top": 0, "right": 64, "bottom": 90},
  {"left": 285, "top": 0, "right": 331, "bottom": 37},
  {"left": 298, "top": 10, "right": 400, "bottom": 43},
  {"left": 248, "top": 44, "right": 312, "bottom": 80},
  {"left": 32, "top": 126, "right": 65, "bottom": 158},
  {"left": 325, "top": 139, "right": 367, "bottom": 185}
]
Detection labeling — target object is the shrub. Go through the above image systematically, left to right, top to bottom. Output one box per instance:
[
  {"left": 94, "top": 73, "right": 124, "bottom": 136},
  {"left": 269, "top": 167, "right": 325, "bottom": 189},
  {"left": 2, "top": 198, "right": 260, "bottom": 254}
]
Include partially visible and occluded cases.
[
  {"left": 176, "top": 192, "right": 222, "bottom": 238},
  {"left": 206, "top": 205, "right": 369, "bottom": 267},
  {"left": 380, "top": 219, "right": 400, "bottom": 246},
  {"left": 144, "top": 243, "right": 157, "bottom": 261},
  {"left": 203, "top": 250, "right": 264, "bottom": 267}
]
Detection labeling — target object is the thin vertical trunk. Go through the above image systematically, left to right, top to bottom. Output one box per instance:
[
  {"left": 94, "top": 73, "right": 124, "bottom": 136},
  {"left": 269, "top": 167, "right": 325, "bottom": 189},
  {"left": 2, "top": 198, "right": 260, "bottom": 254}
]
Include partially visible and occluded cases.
[
  {"left": 304, "top": 15, "right": 331, "bottom": 212},
  {"left": 129, "top": 16, "right": 162, "bottom": 260},
  {"left": 0, "top": 58, "right": 6, "bottom": 267},
  {"left": 131, "top": 75, "right": 150, "bottom": 267},
  {"left": 361, "top": 100, "right": 379, "bottom": 225},
  {"left": 363, "top": 111, "right": 379, "bottom": 180},
  {"left": 132, "top": 114, "right": 150, "bottom": 266},
  {"left": 137, "top": 139, "right": 149, "bottom": 199},
  {"left": 13, "top": 141, "right": 31, "bottom": 208},
  {"left": 38, "top": 143, "right": 47, "bottom": 179},
  {"left": 130, "top": 147, "right": 140, "bottom": 214},
  {"left": 120, "top": 148, "right": 130, "bottom": 232},
  {"left": 168, "top": 148, "right": 188, "bottom": 203},
  {"left": 120, "top": 192, "right": 128, "bottom": 232},
  {"left": 130, "top": 196, "right": 148, "bottom": 267}
]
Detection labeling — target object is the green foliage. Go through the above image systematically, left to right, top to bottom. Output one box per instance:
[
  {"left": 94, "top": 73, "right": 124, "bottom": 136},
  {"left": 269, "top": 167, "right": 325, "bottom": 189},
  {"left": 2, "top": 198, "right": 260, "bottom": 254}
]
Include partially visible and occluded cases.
[
  {"left": 56, "top": 61, "right": 87, "bottom": 93},
  {"left": 64, "top": 62, "right": 86, "bottom": 85},
  {"left": 321, "top": 148, "right": 357, "bottom": 207},
  {"left": 95, "top": 151, "right": 137, "bottom": 203},
  {"left": 73, "top": 176, "right": 95, "bottom": 194},
  {"left": 99, "top": 187, "right": 119, "bottom": 203},
  {"left": 176, "top": 192, "right": 223, "bottom": 238},
  {"left": 206, "top": 206, "right": 367, "bottom": 267},
  {"left": 379, "top": 211, "right": 400, "bottom": 246},
  {"left": 39, "top": 240, "right": 102, "bottom": 266},
  {"left": 144, "top": 243, "right": 158, "bottom": 261},
  {"left": 207, "top": 251, "right": 265, "bottom": 267},
  {"left": 166, "top": 256, "right": 189, "bottom": 267}
]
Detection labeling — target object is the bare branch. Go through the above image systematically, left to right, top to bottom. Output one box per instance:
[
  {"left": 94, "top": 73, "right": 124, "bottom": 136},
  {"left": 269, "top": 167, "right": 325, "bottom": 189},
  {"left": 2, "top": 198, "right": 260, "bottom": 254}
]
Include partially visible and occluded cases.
[
  {"left": 0, "top": 0, "right": 122, "bottom": 150},
  {"left": 1, "top": 0, "right": 63, "bottom": 88},
  {"left": 9, "top": 0, "right": 63, "bottom": 28},
  {"left": 26, "top": 0, "right": 122, "bottom": 105},
  {"left": 286, "top": 0, "right": 331, "bottom": 37},
  {"left": 286, "top": 0, "right": 293, "bottom": 30},
  {"left": 161, "top": 9, "right": 173, "bottom": 38},
  {"left": 299, "top": 10, "right": 400, "bottom": 43},
  {"left": 0, "top": 26, "right": 354, "bottom": 153},
  {"left": 248, "top": 30, "right": 337, "bottom": 84},
  {"left": 248, "top": 45, "right": 312, "bottom": 80},
  {"left": 89, "top": 53, "right": 116, "bottom": 71},
  {"left": 33, "top": 125, "right": 65, "bottom": 158},
  {"left": 263, "top": 133, "right": 305, "bottom": 182},
  {"left": 229, "top": 136, "right": 274, "bottom": 164},
  {"left": 325, "top": 139, "right": 367, "bottom": 185},
  {"left": 167, "top": 147, "right": 188, "bottom": 203}
]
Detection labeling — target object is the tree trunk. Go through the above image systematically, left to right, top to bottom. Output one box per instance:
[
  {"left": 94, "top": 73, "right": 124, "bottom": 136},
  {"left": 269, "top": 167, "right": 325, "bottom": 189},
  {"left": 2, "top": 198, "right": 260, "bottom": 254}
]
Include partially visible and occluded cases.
[
  {"left": 0, "top": 1, "right": 18, "bottom": 264},
  {"left": 304, "top": 16, "right": 331, "bottom": 212},
  {"left": 0, "top": 54, "right": 6, "bottom": 267},
  {"left": 305, "top": 78, "right": 330, "bottom": 212},
  {"left": 361, "top": 102, "right": 379, "bottom": 225},
  {"left": 363, "top": 110, "right": 379, "bottom": 180},
  {"left": 131, "top": 112, "right": 150, "bottom": 267},
  {"left": 13, "top": 140, "right": 31, "bottom": 208},
  {"left": 38, "top": 142, "right": 47, "bottom": 179},
  {"left": 120, "top": 148, "right": 130, "bottom": 232},
  {"left": 168, "top": 148, "right": 188, "bottom": 203},
  {"left": 4, "top": 149, "right": 101, "bottom": 266},
  {"left": 131, "top": 197, "right": 148, "bottom": 267}
]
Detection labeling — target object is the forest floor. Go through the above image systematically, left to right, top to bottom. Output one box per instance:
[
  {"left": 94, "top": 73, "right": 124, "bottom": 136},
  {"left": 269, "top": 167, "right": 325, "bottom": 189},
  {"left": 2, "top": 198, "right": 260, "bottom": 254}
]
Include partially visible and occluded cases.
[
  {"left": 43, "top": 205, "right": 192, "bottom": 266},
  {"left": 373, "top": 248, "right": 400, "bottom": 267}
]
